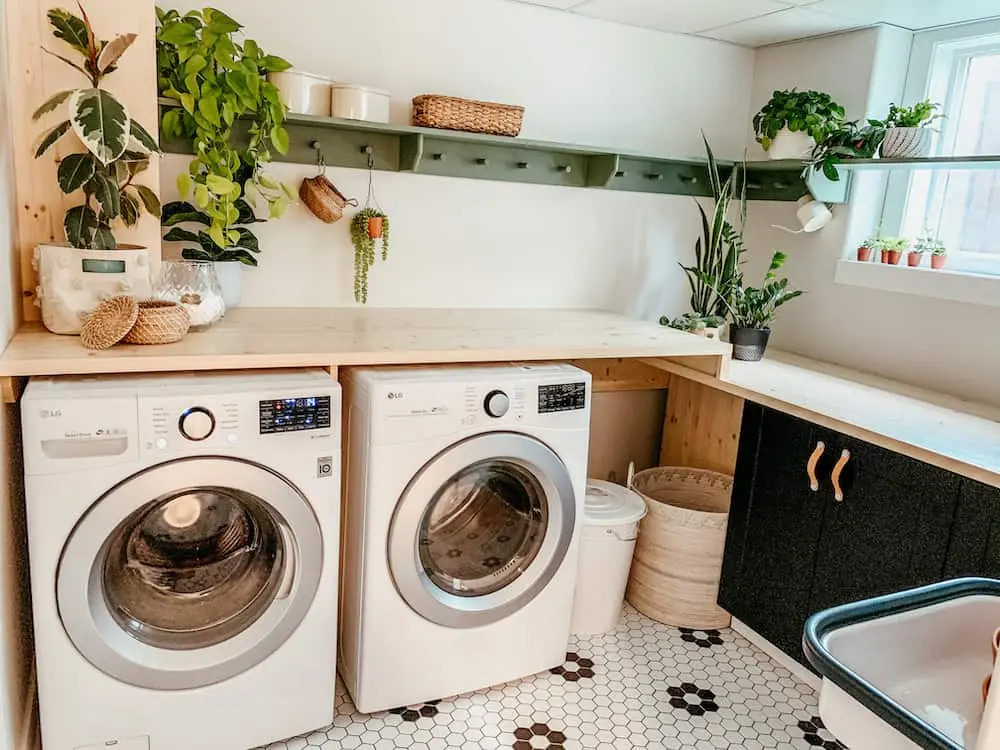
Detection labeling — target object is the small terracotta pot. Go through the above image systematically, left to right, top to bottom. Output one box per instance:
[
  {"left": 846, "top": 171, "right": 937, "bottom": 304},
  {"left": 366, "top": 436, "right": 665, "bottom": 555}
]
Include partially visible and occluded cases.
[
  {"left": 367, "top": 216, "right": 383, "bottom": 239},
  {"left": 857, "top": 246, "right": 872, "bottom": 262},
  {"left": 880, "top": 249, "right": 888, "bottom": 263},
  {"left": 885, "top": 249, "right": 902, "bottom": 265},
  {"left": 906, "top": 251, "right": 922, "bottom": 267},
  {"left": 931, "top": 254, "right": 947, "bottom": 269}
]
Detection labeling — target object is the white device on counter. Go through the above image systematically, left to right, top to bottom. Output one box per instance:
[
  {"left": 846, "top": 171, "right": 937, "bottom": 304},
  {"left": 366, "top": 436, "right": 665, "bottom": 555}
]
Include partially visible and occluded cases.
[{"left": 34, "top": 243, "right": 152, "bottom": 334}]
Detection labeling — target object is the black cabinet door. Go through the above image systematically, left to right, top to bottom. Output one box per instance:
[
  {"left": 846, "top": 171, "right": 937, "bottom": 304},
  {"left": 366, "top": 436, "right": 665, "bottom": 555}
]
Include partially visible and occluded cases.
[
  {"left": 719, "top": 404, "right": 829, "bottom": 662},
  {"left": 944, "top": 478, "right": 1000, "bottom": 578}
]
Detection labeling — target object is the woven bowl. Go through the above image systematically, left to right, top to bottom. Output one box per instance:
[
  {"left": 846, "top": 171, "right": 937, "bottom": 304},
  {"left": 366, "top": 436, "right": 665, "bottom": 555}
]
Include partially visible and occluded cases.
[{"left": 123, "top": 301, "right": 191, "bottom": 345}]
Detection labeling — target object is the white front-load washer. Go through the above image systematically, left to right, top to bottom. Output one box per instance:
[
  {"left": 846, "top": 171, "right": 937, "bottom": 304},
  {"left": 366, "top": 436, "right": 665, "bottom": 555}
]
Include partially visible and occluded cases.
[
  {"left": 340, "top": 363, "right": 591, "bottom": 713},
  {"left": 22, "top": 369, "right": 341, "bottom": 750}
]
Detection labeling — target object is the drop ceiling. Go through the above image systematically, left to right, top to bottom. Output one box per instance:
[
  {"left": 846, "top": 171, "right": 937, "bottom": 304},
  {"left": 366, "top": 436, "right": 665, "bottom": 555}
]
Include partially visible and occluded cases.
[{"left": 510, "top": 0, "right": 1000, "bottom": 47}]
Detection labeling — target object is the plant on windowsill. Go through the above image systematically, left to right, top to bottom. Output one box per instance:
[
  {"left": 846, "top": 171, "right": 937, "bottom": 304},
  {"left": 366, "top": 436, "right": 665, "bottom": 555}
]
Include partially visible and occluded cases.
[
  {"left": 32, "top": 4, "right": 162, "bottom": 335},
  {"left": 155, "top": 6, "right": 295, "bottom": 308},
  {"left": 753, "top": 89, "right": 845, "bottom": 160},
  {"left": 880, "top": 100, "right": 943, "bottom": 159},
  {"left": 662, "top": 135, "right": 746, "bottom": 341},
  {"left": 856, "top": 235, "right": 884, "bottom": 263},
  {"left": 880, "top": 237, "right": 908, "bottom": 265},
  {"left": 930, "top": 239, "right": 948, "bottom": 269},
  {"left": 699, "top": 252, "right": 804, "bottom": 362}
]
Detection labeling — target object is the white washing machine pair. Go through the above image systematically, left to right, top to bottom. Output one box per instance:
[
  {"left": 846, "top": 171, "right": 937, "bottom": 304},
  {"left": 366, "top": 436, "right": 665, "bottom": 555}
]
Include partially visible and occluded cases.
[
  {"left": 340, "top": 363, "right": 592, "bottom": 712},
  {"left": 21, "top": 369, "right": 341, "bottom": 750}
]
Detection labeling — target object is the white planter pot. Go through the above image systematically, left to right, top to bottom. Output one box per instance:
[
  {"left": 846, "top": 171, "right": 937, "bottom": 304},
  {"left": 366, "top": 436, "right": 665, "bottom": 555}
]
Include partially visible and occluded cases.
[
  {"left": 880, "top": 127, "right": 932, "bottom": 159},
  {"left": 767, "top": 128, "right": 815, "bottom": 160},
  {"left": 34, "top": 242, "right": 151, "bottom": 335},
  {"left": 214, "top": 261, "right": 244, "bottom": 310}
]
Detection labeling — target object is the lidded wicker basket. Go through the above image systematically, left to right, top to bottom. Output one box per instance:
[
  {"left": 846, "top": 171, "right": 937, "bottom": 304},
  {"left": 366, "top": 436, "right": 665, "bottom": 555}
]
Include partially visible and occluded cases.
[
  {"left": 412, "top": 94, "right": 524, "bottom": 137},
  {"left": 122, "top": 301, "right": 190, "bottom": 345}
]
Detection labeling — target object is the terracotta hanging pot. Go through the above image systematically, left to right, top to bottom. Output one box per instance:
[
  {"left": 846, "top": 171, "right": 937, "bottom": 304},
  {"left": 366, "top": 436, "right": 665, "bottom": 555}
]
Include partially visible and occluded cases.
[{"left": 367, "top": 216, "right": 384, "bottom": 239}]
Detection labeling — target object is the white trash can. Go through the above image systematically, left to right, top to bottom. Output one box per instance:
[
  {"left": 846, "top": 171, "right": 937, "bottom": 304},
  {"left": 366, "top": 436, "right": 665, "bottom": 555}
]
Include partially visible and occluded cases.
[{"left": 570, "top": 478, "right": 648, "bottom": 635}]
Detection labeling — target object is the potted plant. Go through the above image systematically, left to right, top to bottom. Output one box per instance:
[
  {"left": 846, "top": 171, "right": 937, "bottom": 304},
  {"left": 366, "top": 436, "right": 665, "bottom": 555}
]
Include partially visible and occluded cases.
[
  {"left": 31, "top": 5, "right": 161, "bottom": 334},
  {"left": 156, "top": 7, "right": 294, "bottom": 307},
  {"left": 753, "top": 89, "right": 845, "bottom": 160},
  {"left": 879, "top": 100, "right": 943, "bottom": 158},
  {"left": 809, "top": 119, "right": 886, "bottom": 181},
  {"left": 666, "top": 136, "right": 746, "bottom": 339},
  {"left": 350, "top": 208, "right": 391, "bottom": 304},
  {"left": 856, "top": 235, "right": 883, "bottom": 262},
  {"left": 880, "top": 237, "right": 908, "bottom": 265},
  {"left": 930, "top": 238, "right": 948, "bottom": 269},
  {"left": 714, "top": 252, "right": 804, "bottom": 362}
]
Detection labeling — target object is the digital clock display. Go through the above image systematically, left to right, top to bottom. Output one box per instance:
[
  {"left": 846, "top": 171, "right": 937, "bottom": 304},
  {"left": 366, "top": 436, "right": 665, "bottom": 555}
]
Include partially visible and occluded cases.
[
  {"left": 538, "top": 382, "right": 587, "bottom": 413},
  {"left": 259, "top": 396, "right": 331, "bottom": 434}
]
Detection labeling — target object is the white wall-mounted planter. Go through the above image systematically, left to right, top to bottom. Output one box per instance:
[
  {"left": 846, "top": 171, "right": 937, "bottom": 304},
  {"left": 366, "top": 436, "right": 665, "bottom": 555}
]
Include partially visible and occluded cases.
[
  {"left": 268, "top": 70, "right": 333, "bottom": 116},
  {"left": 880, "top": 127, "right": 932, "bottom": 159},
  {"left": 767, "top": 128, "right": 815, "bottom": 160},
  {"left": 214, "top": 261, "right": 244, "bottom": 310}
]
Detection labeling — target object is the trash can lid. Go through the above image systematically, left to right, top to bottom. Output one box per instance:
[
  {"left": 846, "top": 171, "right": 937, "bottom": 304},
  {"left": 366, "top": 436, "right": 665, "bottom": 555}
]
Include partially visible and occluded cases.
[{"left": 583, "top": 479, "right": 648, "bottom": 526}]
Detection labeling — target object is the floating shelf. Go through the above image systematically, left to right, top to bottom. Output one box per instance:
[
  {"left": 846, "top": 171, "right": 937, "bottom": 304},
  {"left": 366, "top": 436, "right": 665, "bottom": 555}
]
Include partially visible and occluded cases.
[
  {"left": 159, "top": 102, "right": 849, "bottom": 203},
  {"left": 835, "top": 155, "right": 1000, "bottom": 171}
]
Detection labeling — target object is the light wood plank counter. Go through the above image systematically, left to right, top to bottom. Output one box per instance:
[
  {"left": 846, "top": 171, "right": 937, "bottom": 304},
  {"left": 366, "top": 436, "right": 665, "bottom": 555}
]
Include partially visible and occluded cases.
[
  {"left": 0, "top": 307, "right": 729, "bottom": 376},
  {"left": 653, "top": 351, "right": 1000, "bottom": 489}
]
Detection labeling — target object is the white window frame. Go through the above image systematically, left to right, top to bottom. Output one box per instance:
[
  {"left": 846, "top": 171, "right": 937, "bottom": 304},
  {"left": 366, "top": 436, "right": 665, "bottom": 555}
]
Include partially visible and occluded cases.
[{"left": 881, "top": 18, "right": 1000, "bottom": 277}]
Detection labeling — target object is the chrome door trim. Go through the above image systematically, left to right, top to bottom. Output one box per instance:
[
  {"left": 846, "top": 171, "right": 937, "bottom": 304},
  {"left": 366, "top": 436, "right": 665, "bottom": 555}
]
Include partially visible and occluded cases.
[
  {"left": 388, "top": 432, "right": 576, "bottom": 628},
  {"left": 57, "top": 456, "right": 322, "bottom": 690}
]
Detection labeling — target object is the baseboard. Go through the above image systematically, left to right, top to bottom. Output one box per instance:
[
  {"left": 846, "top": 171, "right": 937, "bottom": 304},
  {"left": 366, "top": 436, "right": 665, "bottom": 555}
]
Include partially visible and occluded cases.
[{"left": 730, "top": 618, "right": 821, "bottom": 691}]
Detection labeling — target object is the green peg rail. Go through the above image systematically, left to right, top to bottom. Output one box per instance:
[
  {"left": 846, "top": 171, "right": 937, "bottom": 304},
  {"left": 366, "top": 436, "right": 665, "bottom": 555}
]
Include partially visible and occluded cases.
[{"left": 159, "top": 102, "right": 851, "bottom": 203}]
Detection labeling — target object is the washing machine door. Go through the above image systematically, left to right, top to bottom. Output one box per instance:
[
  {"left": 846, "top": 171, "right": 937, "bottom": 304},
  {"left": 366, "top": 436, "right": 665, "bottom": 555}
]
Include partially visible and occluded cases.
[
  {"left": 388, "top": 432, "right": 576, "bottom": 628},
  {"left": 56, "top": 456, "right": 322, "bottom": 690}
]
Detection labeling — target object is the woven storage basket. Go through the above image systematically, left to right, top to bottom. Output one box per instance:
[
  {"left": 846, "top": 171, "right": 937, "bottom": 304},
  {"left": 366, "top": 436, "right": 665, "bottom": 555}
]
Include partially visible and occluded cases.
[
  {"left": 412, "top": 94, "right": 524, "bottom": 137},
  {"left": 80, "top": 296, "right": 139, "bottom": 350},
  {"left": 123, "top": 301, "right": 190, "bottom": 345},
  {"left": 626, "top": 467, "right": 733, "bottom": 629}
]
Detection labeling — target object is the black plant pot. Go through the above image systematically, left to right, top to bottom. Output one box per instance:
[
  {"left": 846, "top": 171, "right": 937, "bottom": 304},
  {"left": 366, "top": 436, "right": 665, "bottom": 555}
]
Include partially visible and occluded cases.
[{"left": 730, "top": 327, "right": 771, "bottom": 362}]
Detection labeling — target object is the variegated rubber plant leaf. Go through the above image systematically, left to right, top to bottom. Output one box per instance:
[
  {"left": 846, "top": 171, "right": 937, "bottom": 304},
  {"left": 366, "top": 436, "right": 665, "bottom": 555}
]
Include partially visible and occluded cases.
[{"left": 68, "top": 88, "right": 131, "bottom": 165}]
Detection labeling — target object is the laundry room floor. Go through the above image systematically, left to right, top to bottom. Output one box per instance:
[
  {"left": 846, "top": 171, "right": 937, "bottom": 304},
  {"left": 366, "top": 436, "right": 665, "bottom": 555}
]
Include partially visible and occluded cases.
[{"left": 257, "top": 605, "right": 848, "bottom": 750}]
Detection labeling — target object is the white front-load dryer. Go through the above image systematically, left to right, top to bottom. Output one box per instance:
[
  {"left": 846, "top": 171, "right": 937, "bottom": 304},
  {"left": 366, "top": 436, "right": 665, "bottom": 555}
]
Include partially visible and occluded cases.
[
  {"left": 340, "top": 363, "right": 591, "bottom": 713},
  {"left": 22, "top": 369, "right": 341, "bottom": 750}
]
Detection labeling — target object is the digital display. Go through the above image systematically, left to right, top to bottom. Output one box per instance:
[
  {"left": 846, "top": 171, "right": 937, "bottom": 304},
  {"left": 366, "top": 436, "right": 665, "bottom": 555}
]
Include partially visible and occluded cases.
[
  {"left": 81, "top": 259, "right": 126, "bottom": 273},
  {"left": 538, "top": 382, "right": 586, "bottom": 413},
  {"left": 259, "top": 395, "right": 331, "bottom": 434}
]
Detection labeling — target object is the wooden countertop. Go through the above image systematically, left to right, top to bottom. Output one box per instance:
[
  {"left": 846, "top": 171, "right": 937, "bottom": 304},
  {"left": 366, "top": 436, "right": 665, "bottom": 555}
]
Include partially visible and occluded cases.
[
  {"left": 0, "top": 307, "right": 730, "bottom": 376},
  {"left": 654, "top": 351, "right": 1000, "bottom": 489}
]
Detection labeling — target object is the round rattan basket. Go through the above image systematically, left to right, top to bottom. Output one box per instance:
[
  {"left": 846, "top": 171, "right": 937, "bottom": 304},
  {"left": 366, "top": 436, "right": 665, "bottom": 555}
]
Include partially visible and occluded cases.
[
  {"left": 80, "top": 296, "right": 139, "bottom": 350},
  {"left": 122, "top": 301, "right": 190, "bottom": 345},
  {"left": 626, "top": 467, "right": 733, "bottom": 629}
]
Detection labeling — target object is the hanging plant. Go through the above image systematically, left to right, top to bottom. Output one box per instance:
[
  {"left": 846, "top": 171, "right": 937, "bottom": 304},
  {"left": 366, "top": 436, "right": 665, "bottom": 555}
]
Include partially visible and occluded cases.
[
  {"left": 33, "top": 4, "right": 162, "bottom": 249},
  {"left": 350, "top": 208, "right": 390, "bottom": 304}
]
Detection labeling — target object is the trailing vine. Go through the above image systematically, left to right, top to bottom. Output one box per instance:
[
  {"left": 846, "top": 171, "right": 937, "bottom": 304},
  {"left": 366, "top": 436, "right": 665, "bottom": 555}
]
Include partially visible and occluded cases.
[{"left": 349, "top": 208, "right": 390, "bottom": 303}]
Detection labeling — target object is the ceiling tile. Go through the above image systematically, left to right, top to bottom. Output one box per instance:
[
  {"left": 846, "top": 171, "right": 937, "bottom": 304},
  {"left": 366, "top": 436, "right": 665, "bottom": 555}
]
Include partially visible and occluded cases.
[
  {"left": 573, "top": 0, "right": 795, "bottom": 34},
  {"left": 807, "top": 0, "right": 1000, "bottom": 30},
  {"left": 703, "top": 7, "right": 863, "bottom": 46}
]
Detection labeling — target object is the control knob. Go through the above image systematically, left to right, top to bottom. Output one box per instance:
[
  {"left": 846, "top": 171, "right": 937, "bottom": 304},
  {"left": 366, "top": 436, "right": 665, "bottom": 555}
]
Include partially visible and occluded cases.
[
  {"left": 483, "top": 390, "right": 510, "bottom": 418},
  {"left": 179, "top": 407, "right": 215, "bottom": 441}
]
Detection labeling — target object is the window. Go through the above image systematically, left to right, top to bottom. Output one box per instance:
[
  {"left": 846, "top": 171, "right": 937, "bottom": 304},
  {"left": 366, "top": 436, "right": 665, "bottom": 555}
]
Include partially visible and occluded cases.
[{"left": 885, "top": 20, "right": 1000, "bottom": 275}]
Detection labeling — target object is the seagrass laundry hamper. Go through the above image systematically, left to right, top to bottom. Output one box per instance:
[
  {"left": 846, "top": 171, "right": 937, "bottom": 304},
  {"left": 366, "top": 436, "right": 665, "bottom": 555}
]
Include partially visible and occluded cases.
[{"left": 625, "top": 467, "right": 733, "bottom": 629}]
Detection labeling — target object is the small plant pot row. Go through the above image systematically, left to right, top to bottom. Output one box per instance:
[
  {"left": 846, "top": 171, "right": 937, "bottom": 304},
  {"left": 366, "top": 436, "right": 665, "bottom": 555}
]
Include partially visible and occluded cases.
[{"left": 856, "top": 245, "right": 947, "bottom": 269}]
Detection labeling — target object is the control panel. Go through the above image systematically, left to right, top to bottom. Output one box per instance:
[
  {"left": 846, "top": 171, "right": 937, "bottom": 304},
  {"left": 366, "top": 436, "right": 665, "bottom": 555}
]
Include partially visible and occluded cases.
[
  {"left": 538, "top": 382, "right": 587, "bottom": 413},
  {"left": 259, "top": 396, "right": 332, "bottom": 434}
]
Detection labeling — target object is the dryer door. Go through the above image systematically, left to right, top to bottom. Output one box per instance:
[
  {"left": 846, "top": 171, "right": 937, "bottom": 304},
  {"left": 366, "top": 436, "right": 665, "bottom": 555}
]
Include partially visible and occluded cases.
[
  {"left": 388, "top": 432, "right": 576, "bottom": 627},
  {"left": 57, "top": 456, "right": 322, "bottom": 690}
]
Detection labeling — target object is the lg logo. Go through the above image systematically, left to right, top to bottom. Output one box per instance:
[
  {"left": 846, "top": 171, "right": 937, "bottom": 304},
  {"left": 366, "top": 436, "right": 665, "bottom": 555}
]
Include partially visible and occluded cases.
[
  {"left": 387, "top": 392, "right": 403, "bottom": 400},
  {"left": 39, "top": 409, "right": 62, "bottom": 418}
]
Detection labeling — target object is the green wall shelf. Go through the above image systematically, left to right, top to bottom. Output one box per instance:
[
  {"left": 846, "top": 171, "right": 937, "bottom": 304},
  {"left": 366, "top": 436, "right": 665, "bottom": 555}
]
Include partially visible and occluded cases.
[{"left": 159, "top": 102, "right": 850, "bottom": 203}]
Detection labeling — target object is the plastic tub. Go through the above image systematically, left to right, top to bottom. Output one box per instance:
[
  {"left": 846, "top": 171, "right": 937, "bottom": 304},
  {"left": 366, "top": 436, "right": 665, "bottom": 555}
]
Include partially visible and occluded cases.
[
  {"left": 268, "top": 70, "right": 332, "bottom": 116},
  {"left": 331, "top": 84, "right": 391, "bottom": 123},
  {"left": 570, "top": 479, "right": 648, "bottom": 635}
]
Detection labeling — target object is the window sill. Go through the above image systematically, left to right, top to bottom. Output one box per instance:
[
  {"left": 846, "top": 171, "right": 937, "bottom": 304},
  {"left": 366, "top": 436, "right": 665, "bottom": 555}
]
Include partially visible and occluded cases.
[{"left": 834, "top": 259, "right": 1000, "bottom": 308}]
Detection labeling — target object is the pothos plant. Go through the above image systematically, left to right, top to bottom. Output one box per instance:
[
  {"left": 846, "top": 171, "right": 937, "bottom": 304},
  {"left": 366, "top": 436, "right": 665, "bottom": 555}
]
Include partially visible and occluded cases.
[
  {"left": 33, "top": 4, "right": 161, "bottom": 249},
  {"left": 155, "top": 6, "right": 294, "bottom": 262}
]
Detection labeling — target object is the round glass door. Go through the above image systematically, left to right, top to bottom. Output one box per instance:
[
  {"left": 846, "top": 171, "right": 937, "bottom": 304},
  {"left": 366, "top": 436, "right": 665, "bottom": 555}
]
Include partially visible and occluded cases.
[
  {"left": 389, "top": 433, "right": 576, "bottom": 628},
  {"left": 57, "top": 457, "right": 322, "bottom": 690}
]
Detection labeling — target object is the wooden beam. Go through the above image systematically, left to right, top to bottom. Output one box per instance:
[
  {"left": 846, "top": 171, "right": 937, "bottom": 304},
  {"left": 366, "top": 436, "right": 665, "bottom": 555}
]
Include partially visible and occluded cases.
[
  {"left": 570, "top": 358, "right": 671, "bottom": 392},
  {"left": 661, "top": 376, "right": 744, "bottom": 477},
  {"left": 0, "top": 377, "right": 24, "bottom": 404}
]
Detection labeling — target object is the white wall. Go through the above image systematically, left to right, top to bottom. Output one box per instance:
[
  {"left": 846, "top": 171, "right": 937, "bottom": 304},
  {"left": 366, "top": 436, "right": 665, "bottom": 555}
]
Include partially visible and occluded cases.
[
  {"left": 161, "top": 0, "right": 754, "bottom": 317},
  {"left": 744, "top": 25, "right": 1000, "bottom": 407}
]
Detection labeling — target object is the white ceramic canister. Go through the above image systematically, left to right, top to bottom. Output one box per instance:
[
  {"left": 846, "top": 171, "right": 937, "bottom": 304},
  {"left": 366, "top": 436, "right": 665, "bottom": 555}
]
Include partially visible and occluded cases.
[
  {"left": 268, "top": 69, "right": 333, "bottom": 116},
  {"left": 331, "top": 84, "right": 391, "bottom": 123}
]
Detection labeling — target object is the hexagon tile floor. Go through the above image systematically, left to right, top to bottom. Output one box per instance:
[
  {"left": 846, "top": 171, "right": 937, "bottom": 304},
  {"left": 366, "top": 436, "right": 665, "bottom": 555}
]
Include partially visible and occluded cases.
[{"left": 257, "top": 606, "right": 848, "bottom": 750}]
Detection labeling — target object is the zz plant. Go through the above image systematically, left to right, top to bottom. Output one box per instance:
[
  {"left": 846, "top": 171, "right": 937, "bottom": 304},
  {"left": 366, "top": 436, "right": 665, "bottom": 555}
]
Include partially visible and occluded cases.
[
  {"left": 34, "top": 4, "right": 161, "bottom": 249},
  {"left": 156, "top": 6, "right": 294, "bottom": 260},
  {"left": 753, "top": 89, "right": 845, "bottom": 151},
  {"left": 713, "top": 252, "right": 804, "bottom": 330}
]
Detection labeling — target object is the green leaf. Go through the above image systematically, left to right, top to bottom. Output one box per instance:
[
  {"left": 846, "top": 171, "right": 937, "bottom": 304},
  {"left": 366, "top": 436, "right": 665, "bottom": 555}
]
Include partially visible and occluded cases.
[
  {"left": 47, "top": 9, "right": 89, "bottom": 55},
  {"left": 158, "top": 20, "right": 198, "bottom": 46},
  {"left": 97, "top": 33, "right": 137, "bottom": 72},
  {"left": 41, "top": 47, "right": 90, "bottom": 78},
  {"left": 185, "top": 53, "right": 207, "bottom": 76},
  {"left": 263, "top": 54, "right": 291, "bottom": 72},
  {"left": 68, "top": 88, "right": 131, "bottom": 164},
  {"left": 32, "top": 89, "right": 75, "bottom": 120},
  {"left": 180, "top": 93, "right": 195, "bottom": 114},
  {"left": 198, "top": 94, "right": 221, "bottom": 127},
  {"left": 34, "top": 120, "right": 72, "bottom": 157},
  {"left": 130, "top": 120, "right": 161, "bottom": 153},
  {"left": 271, "top": 125, "right": 289, "bottom": 154},
  {"left": 57, "top": 153, "right": 96, "bottom": 193},
  {"left": 89, "top": 171, "right": 121, "bottom": 220},
  {"left": 177, "top": 173, "right": 193, "bottom": 198},
  {"left": 205, "top": 174, "right": 235, "bottom": 195},
  {"left": 193, "top": 184, "right": 210, "bottom": 208},
  {"left": 135, "top": 185, "right": 161, "bottom": 217},
  {"left": 119, "top": 190, "right": 141, "bottom": 227},
  {"left": 234, "top": 198, "right": 263, "bottom": 224},
  {"left": 162, "top": 200, "right": 211, "bottom": 226},
  {"left": 63, "top": 205, "right": 99, "bottom": 248},
  {"left": 208, "top": 223, "right": 226, "bottom": 248},
  {"left": 91, "top": 224, "right": 116, "bottom": 250},
  {"left": 163, "top": 227, "right": 201, "bottom": 242},
  {"left": 234, "top": 227, "right": 260, "bottom": 253},
  {"left": 181, "top": 247, "right": 216, "bottom": 262}
]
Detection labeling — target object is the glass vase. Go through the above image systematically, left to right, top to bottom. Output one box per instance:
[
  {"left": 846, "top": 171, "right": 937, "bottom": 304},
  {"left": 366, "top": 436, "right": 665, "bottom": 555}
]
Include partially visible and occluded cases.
[{"left": 154, "top": 260, "right": 226, "bottom": 331}]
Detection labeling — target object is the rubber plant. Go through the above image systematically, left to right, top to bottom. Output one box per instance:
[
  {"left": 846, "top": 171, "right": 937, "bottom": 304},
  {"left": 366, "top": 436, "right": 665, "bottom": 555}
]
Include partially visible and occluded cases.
[
  {"left": 33, "top": 4, "right": 161, "bottom": 249},
  {"left": 155, "top": 6, "right": 294, "bottom": 265}
]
